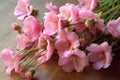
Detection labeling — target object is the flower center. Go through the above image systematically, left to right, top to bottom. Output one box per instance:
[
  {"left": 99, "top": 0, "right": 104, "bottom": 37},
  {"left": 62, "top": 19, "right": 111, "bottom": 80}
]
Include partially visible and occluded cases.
[{"left": 99, "top": 53, "right": 105, "bottom": 59}]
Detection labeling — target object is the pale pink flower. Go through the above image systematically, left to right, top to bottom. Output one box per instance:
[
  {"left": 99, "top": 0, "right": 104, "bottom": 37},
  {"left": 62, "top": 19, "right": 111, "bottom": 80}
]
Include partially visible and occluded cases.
[
  {"left": 14, "top": 0, "right": 33, "bottom": 20},
  {"left": 78, "top": 0, "right": 98, "bottom": 10},
  {"left": 45, "top": 2, "right": 59, "bottom": 14},
  {"left": 58, "top": 3, "right": 79, "bottom": 23},
  {"left": 79, "top": 10, "right": 105, "bottom": 35},
  {"left": 43, "top": 12, "right": 58, "bottom": 35},
  {"left": 23, "top": 16, "right": 42, "bottom": 42},
  {"left": 107, "top": 17, "right": 120, "bottom": 38},
  {"left": 55, "top": 31, "right": 80, "bottom": 56},
  {"left": 16, "top": 34, "right": 33, "bottom": 50},
  {"left": 37, "top": 34, "right": 55, "bottom": 64},
  {"left": 86, "top": 42, "right": 113, "bottom": 70},
  {"left": 0, "top": 48, "right": 23, "bottom": 75},
  {"left": 58, "top": 49, "right": 88, "bottom": 72}
]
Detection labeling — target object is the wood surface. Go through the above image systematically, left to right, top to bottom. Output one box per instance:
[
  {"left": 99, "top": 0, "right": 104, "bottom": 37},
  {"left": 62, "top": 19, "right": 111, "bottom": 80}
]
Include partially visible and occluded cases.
[{"left": 0, "top": 0, "right": 120, "bottom": 80}]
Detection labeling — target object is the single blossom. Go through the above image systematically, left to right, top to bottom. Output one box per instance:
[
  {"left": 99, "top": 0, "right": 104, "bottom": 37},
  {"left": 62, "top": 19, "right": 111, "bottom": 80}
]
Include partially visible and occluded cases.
[
  {"left": 14, "top": 0, "right": 33, "bottom": 20},
  {"left": 78, "top": 0, "right": 98, "bottom": 10},
  {"left": 45, "top": 2, "right": 59, "bottom": 14},
  {"left": 58, "top": 3, "right": 79, "bottom": 23},
  {"left": 78, "top": 10, "right": 105, "bottom": 35},
  {"left": 43, "top": 12, "right": 58, "bottom": 35},
  {"left": 23, "top": 16, "right": 42, "bottom": 42},
  {"left": 107, "top": 17, "right": 120, "bottom": 38},
  {"left": 55, "top": 31, "right": 80, "bottom": 56},
  {"left": 16, "top": 33, "right": 33, "bottom": 50},
  {"left": 37, "top": 34, "right": 55, "bottom": 64},
  {"left": 86, "top": 42, "right": 113, "bottom": 70},
  {"left": 0, "top": 48, "right": 23, "bottom": 75},
  {"left": 58, "top": 49, "right": 88, "bottom": 72}
]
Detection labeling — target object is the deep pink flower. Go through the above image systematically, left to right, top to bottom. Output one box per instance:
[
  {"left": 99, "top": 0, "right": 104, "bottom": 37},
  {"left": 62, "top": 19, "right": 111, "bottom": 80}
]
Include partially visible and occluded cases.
[
  {"left": 14, "top": 0, "right": 33, "bottom": 20},
  {"left": 78, "top": 0, "right": 98, "bottom": 10},
  {"left": 45, "top": 2, "right": 59, "bottom": 14},
  {"left": 43, "top": 12, "right": 58, "bottom": 35},
  {"left": 23, "top": 16, "right": 42, "bottom": 42},
  {"left": 107, "top": 17, "right": 120, "bottom": 38},
  {"left": 55, "top": 31, "right": 80, "bottom": 56},
  {"left": 16, "top": 34, "right": 33, "bottom": 50},
  {"left": 37, "top": 34, "right": 55, "bottom": 64},
  {"left": 86, "top": 42, "right": 113, "bottom": 70},
  {"left": 0, "top": 48, "right": 23, "bottom": 75},
  {"left": 58, "top": 49, "right": 88, "bottom": 72}
]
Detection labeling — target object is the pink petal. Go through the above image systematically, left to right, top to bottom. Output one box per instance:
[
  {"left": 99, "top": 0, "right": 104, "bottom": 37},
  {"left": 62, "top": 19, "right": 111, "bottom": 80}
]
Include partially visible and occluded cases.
[
  {"left": 43, "top": 12, "right": 58, "bottom": 35},
  {"left": 100, "top": 42, "right": 111, "bottom": 52},
  {"left": 86, "top": 43, "right": 102, "bottom": 53},
  {"left": 87, "top": 52, "right": 100, "bottom": 62},
  {"left": 104, "top": 52, "right": 112, "bottom": 68},
  {"left": 93, "top": 59, "right": 104, "bottom": 70},
  {"left": 62, "top": 63, "right": 74, "bottom": 73},
  {"left": 6, "top": 67, "right": 13, "bottom": 75}
]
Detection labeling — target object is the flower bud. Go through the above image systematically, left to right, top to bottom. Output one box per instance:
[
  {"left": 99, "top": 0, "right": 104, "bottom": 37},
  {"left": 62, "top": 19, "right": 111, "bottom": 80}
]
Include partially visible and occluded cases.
[
  {"left": 85, "top": 18, "right": 96, "bottom": 27},
  {"left": 11, "top": 23, "right": 22, "bottom": 34},
  {"left": 25, "top": 68, "right": 35, "bottom": 79}
]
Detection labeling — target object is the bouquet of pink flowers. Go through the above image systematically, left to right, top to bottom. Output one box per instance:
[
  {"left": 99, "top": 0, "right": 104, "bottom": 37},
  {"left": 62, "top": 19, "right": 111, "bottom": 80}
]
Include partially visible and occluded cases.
[{"left": 0, "top": 0, "right": 120, "bottom": 79}]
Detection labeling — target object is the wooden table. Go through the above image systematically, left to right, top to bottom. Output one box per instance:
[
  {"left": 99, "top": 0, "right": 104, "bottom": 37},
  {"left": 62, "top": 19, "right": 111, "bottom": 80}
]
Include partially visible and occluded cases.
[{"left": 0, "top": 0, "right": 120, "bottom": 80}]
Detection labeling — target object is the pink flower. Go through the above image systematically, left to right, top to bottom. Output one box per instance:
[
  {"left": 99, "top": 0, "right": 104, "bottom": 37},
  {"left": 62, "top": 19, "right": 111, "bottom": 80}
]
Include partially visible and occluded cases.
[
  {"left": 14, "top": 0, "right": 33, "bottom": 20},
  {"left": 78, "top": 0, "right": 98, "bottom": 10},
  {"left": 45, "top": 2, "right": 59, "bottom": 14},
  {"left": 58, "top": 3, "right": 79, "bottom": 23},
  {"left": 79, "top": 10, "right": 105, "bottom": 35},
  {"left": 43, "top": 12, "right": 58, "bottom": 35},
  {"left": 23, "top": 16, "right": 42, "bottom": 42},
  {"left": 107, "top": 17, "right": 120, "bottom": 38},
  {"left": 55, "top": 31, "right": 80, "bottom": 56},
  {"left": 16, "top": 34, "right": 33, "bottom": 50},
  {"left": 37, "top": 34, "right": 55, "bottom": 64},
  {"left": 86, "top": 42, "right": 113, "bottom": 70},
  {"left": 0, "top": 48, "right": 23, "bottom": 75},
  {"left": 58, "top": 49, "right": 88, "bottom": 72}
]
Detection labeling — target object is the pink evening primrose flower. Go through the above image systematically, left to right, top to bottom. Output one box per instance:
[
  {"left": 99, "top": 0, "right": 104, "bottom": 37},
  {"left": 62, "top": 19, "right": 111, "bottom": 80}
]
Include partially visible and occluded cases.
[
  {"left": 14, "top": 0, "right": 33, "bottom": 20},
  {"left": 78, "top": 0, "right": 98, "bottom": 10},
  {"left": 45, "top": 2, "right": 59, "bottom": 14},
  {"left": 43, "top": 12, "right": 58, "bottom": 35},
  {"left": 23, "top": 16, "right": 42, "bottom": 42},
  {"left": 107, "top": 17, "right": 120, "bottom": 38},
  {"left": 37, "top": 34, "right": 55, "bottom": 64},
  {"left": 86, "top": 42, "right": 113, "bottom": 70},
  {"left": 0, "top": 48, "right": 23, "bottom": 75},
  {"left": 58, "top": 49, "right": 88, "bottom": 72}
]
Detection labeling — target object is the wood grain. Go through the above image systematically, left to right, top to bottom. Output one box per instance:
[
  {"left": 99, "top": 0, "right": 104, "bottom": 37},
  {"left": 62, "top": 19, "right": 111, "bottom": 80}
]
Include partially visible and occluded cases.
[{"left": 0, "top": 0, "right": 120, "bottom": 80}]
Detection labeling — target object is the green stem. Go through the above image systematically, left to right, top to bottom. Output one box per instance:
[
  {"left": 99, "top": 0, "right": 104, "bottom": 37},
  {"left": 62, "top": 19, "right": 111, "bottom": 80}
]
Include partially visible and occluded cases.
[{"left": 101, "top": 4, "right": 120, "bottom": 18}]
